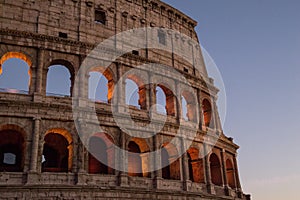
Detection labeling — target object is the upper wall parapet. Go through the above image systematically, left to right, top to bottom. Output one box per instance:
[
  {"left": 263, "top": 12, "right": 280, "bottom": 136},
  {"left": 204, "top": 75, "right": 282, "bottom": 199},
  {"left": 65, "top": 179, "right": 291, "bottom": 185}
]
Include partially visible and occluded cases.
[
  {"left": 0, "top": 0, "right": 199, "bottom": 43},
  {"left": 122, "top": 0, "right": 198, "bottom": 28}
]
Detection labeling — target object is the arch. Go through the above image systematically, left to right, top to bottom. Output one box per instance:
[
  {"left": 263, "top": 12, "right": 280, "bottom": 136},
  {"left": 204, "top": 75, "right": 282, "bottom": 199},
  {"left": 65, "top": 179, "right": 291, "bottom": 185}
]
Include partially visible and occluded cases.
[
  {"left": 0, "top": 52, "right": 32, "bottom": 94},
  {"left": 0, "top": 52, "right": 32, "bottom": 68},
  {"left": 46, "top": 60, "right": 75, "bottom": 97},
  {"left": 88, "top": 67, "right": 114, "bottom": 103},
  {"left": 126, "top": 74, "right": 147, "bottom": 110},
  {"left": 126, "top": 79, "right": 140, "bottom": 109},
  {"left": 156, "top": 84, "right": 175, "bottom": 116},
  {"left": 156, "top": 86, "right": 167, "bottom": 114},
  {"left": 182, "top": 90, "right": 197, "bottom": 122},
  {"left": 181, "top": 96, "right": 188, "bottom": 120},
  {"left": 202, "top": 99, "right": 214, "bottom": 127},
  {"left": 0, "top": 125, "right": 26, "bottom": 172},
  {"left": 42, "top": 128, "right": 73, "bottom": 172},
  {"left": 88, "top": 133, "right": 114, "bottom": 175},
  {"left": 127, "top": 138, "right": 150, "bottom": 177},
  {"left": 161, "top": 143, "right": 181, "bottom": 180},
  {"left": 187, "top": 147, "right": 205, "bottom": 183},
  {"left": 209, "top": 153, "right": 222, "bottom": 186},
  {"left": 226, "top": 159, "right": 236, "bottom": 189}
]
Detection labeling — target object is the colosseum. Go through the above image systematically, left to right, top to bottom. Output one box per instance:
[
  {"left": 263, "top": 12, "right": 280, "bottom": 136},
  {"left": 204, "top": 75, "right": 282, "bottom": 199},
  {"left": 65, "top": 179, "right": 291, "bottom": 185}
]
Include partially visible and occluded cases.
[{"left": 0, "top": 0, "right": 250, "bottom": 199}]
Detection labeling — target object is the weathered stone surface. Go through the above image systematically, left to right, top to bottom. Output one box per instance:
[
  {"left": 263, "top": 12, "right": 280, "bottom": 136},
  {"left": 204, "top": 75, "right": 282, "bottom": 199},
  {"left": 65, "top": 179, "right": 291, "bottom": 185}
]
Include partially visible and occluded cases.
[{"left": 0, "top": 0, "right": 250, "bottom": 199}]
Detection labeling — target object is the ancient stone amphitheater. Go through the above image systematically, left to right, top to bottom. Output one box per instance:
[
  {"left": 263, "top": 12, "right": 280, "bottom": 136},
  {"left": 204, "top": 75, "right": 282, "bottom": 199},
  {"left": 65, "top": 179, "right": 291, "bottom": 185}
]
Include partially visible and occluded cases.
[{"left": 0, "top": 0, "right": 250, "bottom": 199}]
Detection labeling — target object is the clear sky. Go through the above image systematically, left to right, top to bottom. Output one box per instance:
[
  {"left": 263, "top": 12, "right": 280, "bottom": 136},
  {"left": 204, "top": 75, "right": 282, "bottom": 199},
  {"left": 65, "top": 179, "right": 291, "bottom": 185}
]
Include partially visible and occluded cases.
[{"left": 163, "top": 0, "right": 300, "bottom": 199}]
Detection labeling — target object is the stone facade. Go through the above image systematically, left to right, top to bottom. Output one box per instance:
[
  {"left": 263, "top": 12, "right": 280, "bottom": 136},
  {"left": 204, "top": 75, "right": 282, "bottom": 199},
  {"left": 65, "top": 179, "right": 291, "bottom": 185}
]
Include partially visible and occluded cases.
[{"left": 0, "top": 0, "right": 250, "bottom": 199}]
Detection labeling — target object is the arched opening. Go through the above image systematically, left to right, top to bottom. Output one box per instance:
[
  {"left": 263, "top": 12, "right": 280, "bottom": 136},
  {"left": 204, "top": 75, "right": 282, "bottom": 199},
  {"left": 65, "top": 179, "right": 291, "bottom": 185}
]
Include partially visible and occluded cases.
[
  {"left": 0, "top": 52, "right": 32, "bottom": 94},
  {"left": 46, "top": 64, "right": 73, "bottom": 97},
  {"left": 88, "top": 68, "right": 114, "bottom": 103},
  {"left": 89, "top": 72, "right": 108, "bottom": 103},
  {"left": 125, "top": 75, "right": 147, "bottom": 110},
  {"left": 126, "top": 79, "right": 140, "bottom": 109},
  {"left": 156, "top": 85, "right": 175, "bottom": 116},
  {"left": 156, "top": 86, "right": 167, "bottom": 115},
  {"left": 182, "top": 91, "right": 197, "bottom": 122},
  {"left": 182, "top": 96, "right": 188, "bottom": 121},
  {"left": 202, "top": 99, "right": 214, "bottom": 127},
  {"left": 0, "top": 129, "right": 25, "bottom": 172},
  {"left": 42, "top": 129, "right": 73, "bottom": 172},
  {"left": 88, "top": 133, "right": 114, "bottom": 175},
  {"left": 88, "top": 137, "right": 108, "bottom": 174},
  {"left": 127, "top": 138, "right": 150, "bottom": 177},
  {"left": 128, "top": 141, "right": 142, "bottom": 177},
  {"left": 161, "top": 144, "right": 180, "bottom": 180},
  {"left": 161, "top": 148, "right": 170, "bottom": 179},
  {"left": 187, "top": 148, "right": 205, "bottom": 183},
  {"left": 187, "top": 153, "right": 194, "bottom": 181},
  {"left": 209, "top": 153, "right": 222, "bottom": 186},
  {"left": 226, "top": 159, "right": 236, "bottom": 189}
]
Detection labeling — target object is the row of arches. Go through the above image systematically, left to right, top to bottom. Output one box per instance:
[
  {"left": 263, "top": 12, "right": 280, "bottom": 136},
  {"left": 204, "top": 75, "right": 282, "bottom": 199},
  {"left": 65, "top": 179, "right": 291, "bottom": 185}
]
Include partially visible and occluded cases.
[
  {"left": 0, "top": 52, "right": 215, "bottom": 127},
  {"left": 0, "top": 54, "right": 73, "bottom": 96},
  {"left": 0, "top": 125, "right": 236, "bottom": 188},
  {"left": 0, "top": 127, "right": 73, "bottom": 173}
]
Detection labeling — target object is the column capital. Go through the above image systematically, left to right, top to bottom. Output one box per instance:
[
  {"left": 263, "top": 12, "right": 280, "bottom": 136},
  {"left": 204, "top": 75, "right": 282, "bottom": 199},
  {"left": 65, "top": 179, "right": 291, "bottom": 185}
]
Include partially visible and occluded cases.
[{"left": 33, "top": 117, "right": 41, "bottom": 121}]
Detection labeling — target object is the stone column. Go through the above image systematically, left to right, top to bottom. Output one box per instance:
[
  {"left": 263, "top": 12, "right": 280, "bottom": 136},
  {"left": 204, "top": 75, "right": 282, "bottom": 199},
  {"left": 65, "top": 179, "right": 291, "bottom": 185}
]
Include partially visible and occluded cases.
[
  {"left": 33, "top": 48, "right": 44, "bottom": 102},
  {"left": 35, "top": 48, "right": 44, "bottom": 94},
  {"left": 116, "top": 63, "right": 126, "bottom": 114},
  {"left": 79, "top": 68, "right": 88, "bottom": 99},
  {"left": 143, "top": 71, "right": 152, "bottom": 112},
  {"left": 174, "top": 80, "right": 181, "bottom": 123},
  {"left": 149, "top": 84, "right": 156, "bottom": 108},
  {"left": 197, "top": 89, "right": 203, "bottom": 130},
  {"left": 213, "top": 99, "right": 222, "bottom": 134},
  {"left": 26, "top": 117, "right": 41, "bottom": 185},
  {"left": 30, "top": 117, "right": 41, "bottom": 172},
  {"left": 74, "top": 118, "right": 88, "bottom": 185},
  {"left": 118, "top": 129, "right": 128, "bottom": 187},
  {"left": 71, "top": 135, "right": 78, "bottom": 173},
  {"left": 154, "top": 135, "right": 162, "bottom": 189},
  {"left": 181, "top": 137, "right": 191, "bottom": 191},
  {"left": 75, "top": 140, "right": 88, "bottom": 186},
  {"left": 76, "top": 140, "right": 84, "bottom": 173},
  {"left": 203, "top": 143, "right": 215, "bottom": 194},
  {"left": 221, "top": 149, "right": 228, "bottom": 189},
  {"left": 182, "top": 152, "right": 191, "bottom": 190},
  {"left": 233, "top": 154, "right": 242, "bottom": 190},
  {"left": 233, "top": 154, "right": 243, "bottom": 198}
]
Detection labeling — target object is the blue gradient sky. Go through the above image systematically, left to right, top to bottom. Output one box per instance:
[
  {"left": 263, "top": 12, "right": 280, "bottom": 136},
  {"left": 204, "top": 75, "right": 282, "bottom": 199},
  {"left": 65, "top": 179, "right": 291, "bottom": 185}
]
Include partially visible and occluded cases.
[{"left": 163, "top": 0, "right": 300, "bottom": 199}]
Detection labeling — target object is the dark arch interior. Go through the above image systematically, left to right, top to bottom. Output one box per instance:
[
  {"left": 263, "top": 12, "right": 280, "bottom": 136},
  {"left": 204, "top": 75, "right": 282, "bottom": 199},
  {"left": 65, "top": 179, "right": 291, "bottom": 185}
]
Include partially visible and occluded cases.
[
  {"left": 202, "top": 99, "right": 213, "bottom": 127},
  {"left": 0, "top": 130, "right": 24, "bottom": 172},
  {"left": 42, "top": 133, "right": 69, "bottom": 172},
  {"left": 88, "top": 136, "right": 109, "bottom": 174},
  {"left": 128, "top": 141, "right": 143, "bottom": 177},
  {"left": 161, "top": 146, "right": 181, "bottom": 180},
  {"left": 161, "top": 148, "right": 171, "bottom": 179},
  {"left": 187, "top": 153, "right": 194, "bottom": 182},
  {"left": 210, "top": 153, "right": 222, "bottom": 186},
  {"left": 226, "top": 159, "right": 236, "bottom": 188}
]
